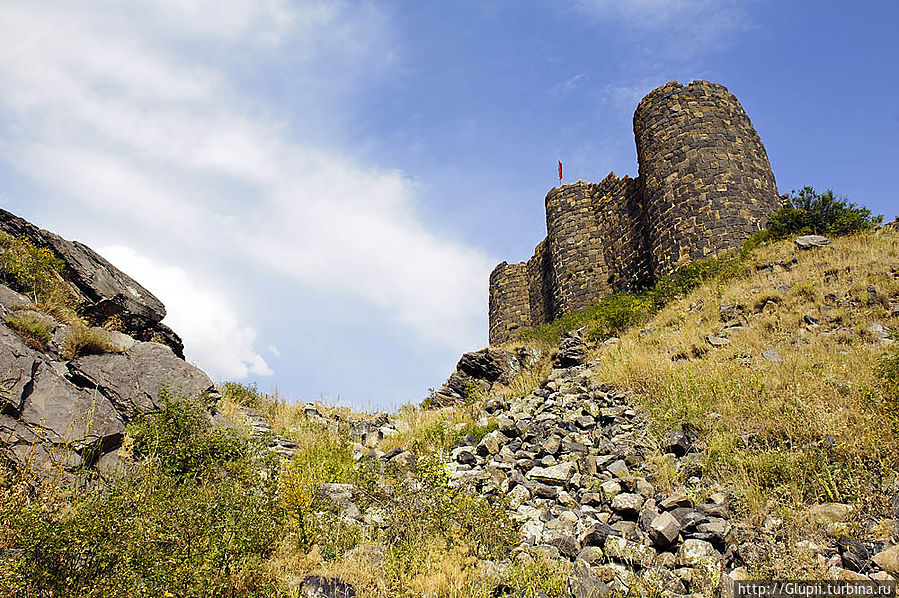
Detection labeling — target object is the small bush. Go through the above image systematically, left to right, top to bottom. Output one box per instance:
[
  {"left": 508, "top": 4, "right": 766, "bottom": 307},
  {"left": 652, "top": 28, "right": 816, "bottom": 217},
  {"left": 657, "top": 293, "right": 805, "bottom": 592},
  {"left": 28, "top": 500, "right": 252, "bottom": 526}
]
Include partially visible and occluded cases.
[
  {"left": 765, "top": 187, "right": 881, "bottom": 240},
  {"left": 0, "top": 233, "right": 68, "bottom": 302},
  {"left": 5, "top": 311, "right": 53, "bottom": 351},
  {"left": 62, "top": 322, "right": 119, "bottom": 359},
  {"left": 220, "top": 381, "right": 264, "bottom": 408},
  {"left": 127, "top": 389, "right": 247, "bottom": 477},
  {"left": 1, "top": 390, "right": 283, "bottom": 597},
  {"left": 279, "top": 432, "right": 355, "bottom": 545}
]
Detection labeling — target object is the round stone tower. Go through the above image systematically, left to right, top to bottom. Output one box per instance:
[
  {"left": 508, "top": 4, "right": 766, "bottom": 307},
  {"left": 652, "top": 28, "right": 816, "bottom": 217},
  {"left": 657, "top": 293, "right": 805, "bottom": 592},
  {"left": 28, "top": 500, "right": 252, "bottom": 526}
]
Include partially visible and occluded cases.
[{"left": 633, "top": 80, "right": 780, "bottom": 275}]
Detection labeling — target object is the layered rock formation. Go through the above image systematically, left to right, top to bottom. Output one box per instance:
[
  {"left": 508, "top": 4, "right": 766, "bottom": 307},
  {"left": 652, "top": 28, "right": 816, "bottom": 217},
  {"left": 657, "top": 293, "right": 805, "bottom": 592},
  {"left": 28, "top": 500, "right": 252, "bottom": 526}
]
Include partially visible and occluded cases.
[
  {"left": 489, "top": 80, "right": 781, "bottom": 344},
  {"left": 0, "top": 209, "right": 213, "bottom": 480},
  {"left": 0, "top": 209, "right": 184, "bottom": 357}
]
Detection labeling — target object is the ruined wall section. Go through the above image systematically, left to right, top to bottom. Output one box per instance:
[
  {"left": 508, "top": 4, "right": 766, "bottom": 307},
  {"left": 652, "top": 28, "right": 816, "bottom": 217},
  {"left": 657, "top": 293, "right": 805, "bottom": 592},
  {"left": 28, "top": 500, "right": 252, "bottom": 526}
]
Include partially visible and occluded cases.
[
  {"left": 634, "top": 80, "right": 780, "bottom": 276},
  {"left": 592, "top": 173, "right": 652, "bottom": 292},
  {"left": 544, "top": 182, "right": 612, "bottom": 318},
  {"left": 526, "top": 239, "right": 553, "bottom": 327},
  {"left": 488, "top": 261, "right": 532, "bottom": 345}
]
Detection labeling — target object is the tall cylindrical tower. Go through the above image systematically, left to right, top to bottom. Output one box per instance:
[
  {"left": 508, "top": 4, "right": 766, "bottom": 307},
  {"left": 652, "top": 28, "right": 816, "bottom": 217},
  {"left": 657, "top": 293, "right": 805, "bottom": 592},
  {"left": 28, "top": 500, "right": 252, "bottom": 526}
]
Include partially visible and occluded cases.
[{"left": 634, "top": 80, "right": 779, "bottom": 276}]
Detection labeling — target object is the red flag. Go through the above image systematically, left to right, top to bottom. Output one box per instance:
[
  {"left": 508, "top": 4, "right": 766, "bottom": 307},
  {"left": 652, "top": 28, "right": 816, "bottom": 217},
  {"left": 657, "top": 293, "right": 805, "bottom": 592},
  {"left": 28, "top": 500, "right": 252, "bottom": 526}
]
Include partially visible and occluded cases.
[{"left": 558, "top": 160, "right": 563, "bottom": 183}]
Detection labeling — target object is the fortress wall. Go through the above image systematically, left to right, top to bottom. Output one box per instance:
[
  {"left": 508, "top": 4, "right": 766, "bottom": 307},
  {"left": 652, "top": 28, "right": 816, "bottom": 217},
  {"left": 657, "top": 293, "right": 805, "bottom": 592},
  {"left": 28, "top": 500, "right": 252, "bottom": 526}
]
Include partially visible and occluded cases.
[
  {"left": 634, "top": 80, "right": 780, "bottom": 276},
  {"left": 592, "top": 173, "right": 652, "bottom": 292},
  {"left": 544, "top": 182, "right": 612, "bottom": 318},
  {"left": 526, "top": 238, "right": 554, "bottom": 327},
  {"left": 488, "top": 261, "right": 531, "bottom": 345}
]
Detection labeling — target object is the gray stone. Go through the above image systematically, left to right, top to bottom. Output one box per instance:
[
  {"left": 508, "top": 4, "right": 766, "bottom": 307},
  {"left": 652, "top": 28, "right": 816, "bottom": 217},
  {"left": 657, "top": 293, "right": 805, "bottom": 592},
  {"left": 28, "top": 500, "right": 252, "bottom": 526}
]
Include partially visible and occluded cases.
[
  {"left": 0, "top": 209, "right": 182, "bottom": 356},
  {"left": 794, "top": 235, "right": 831, "bottom": 249},
  {"left": 0, "top": 283, "right": 35, "bottom": 311},
  {"left": 706, "top": 335, "right": 731, "bottom": 347},
  {"left": 68, "top": 341, "right": 215, "bottom": 421},
  {"left": 762, "top": 349, "right": 782, "bottom": 362},
  {"left": 388, "top": 450, "right": 416, "bottom": 469},
  {"left": 528, "top": 460, "right": 577, "bottom": 485},
  {"left": 611, "top": 493, "right": 644, "bottom": 516},
  {"left": 604, "top": 535, "right": 655, "bottom": 567},
  {"left": 837, "top": 536, "right": 870, "bottom": 572},
  {"left": 676, "top": 538, "right": 721, "bottom": 567},
  {"left": 872, "top": 544, "right": 899, "bottom": 573},
  {"left": 568, "top": 559, "right": 610, "bottom": 598},
  {"left": 300, "top": 576, "right": 355, "bottom": 598}
]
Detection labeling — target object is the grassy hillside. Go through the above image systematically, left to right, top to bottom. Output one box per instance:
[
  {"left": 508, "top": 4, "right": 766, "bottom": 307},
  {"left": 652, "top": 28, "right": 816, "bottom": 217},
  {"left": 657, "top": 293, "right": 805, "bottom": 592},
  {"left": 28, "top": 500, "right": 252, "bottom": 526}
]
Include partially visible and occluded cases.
[{"left": 2, "top": 215, "right": 897, "bottom": 594}]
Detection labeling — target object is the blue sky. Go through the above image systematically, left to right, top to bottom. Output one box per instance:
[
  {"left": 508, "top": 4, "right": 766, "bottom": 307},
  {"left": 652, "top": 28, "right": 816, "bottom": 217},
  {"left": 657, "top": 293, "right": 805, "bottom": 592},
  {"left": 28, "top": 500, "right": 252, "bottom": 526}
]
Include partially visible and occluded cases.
[{"left": 1, "top": 1, "right": 896, "bottom": 410}]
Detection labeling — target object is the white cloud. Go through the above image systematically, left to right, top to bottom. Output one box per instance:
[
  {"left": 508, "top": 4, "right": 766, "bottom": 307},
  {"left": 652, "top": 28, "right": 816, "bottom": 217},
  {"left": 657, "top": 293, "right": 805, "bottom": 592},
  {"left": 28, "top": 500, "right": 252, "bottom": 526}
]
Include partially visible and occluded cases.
[
  {"left": 575, "top": 0, "right": 748, "bottom": 59},
  {"left": 0, "top": 1, "right": 492, "bottom": 379},
  {"left": 553, "top": 73, "right": 588, "bottom": 95},
  {"left": 99, "top": 246, "right": 273, "bottom": 380}
]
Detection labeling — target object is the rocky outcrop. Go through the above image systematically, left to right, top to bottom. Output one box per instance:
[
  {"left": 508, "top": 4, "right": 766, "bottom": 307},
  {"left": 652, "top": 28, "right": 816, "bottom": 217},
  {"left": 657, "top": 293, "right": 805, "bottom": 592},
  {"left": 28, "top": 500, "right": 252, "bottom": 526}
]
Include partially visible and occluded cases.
[
  {"left": 0, "top": 208, "right": 183, "bottom": 357},
  {"left": 0, "top": 280, "right": 214, "bottom": 481},
  {"left": 429, "top": 346, "right": 543, "bottom": 407}
]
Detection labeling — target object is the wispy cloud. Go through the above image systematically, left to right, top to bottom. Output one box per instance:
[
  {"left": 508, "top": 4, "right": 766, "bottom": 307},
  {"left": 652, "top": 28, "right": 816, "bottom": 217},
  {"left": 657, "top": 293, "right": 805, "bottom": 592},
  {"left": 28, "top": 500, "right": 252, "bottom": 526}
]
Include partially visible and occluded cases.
[
  {"left": 574, "top": 0, "right": 749, "bottom": 61},
  {"left": 0, "top": 1, "right": 491, "bottom": 380},
  {"left": 553, "top": 73, "right": 588, "bottom": 95}
]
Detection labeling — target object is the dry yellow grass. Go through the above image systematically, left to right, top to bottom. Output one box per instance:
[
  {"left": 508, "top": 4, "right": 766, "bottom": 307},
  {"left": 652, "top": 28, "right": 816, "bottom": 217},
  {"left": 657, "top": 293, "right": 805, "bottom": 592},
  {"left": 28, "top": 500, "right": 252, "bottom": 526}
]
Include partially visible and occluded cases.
[{"left": 590, "top": 230, "right": 899, "bottom": 574}]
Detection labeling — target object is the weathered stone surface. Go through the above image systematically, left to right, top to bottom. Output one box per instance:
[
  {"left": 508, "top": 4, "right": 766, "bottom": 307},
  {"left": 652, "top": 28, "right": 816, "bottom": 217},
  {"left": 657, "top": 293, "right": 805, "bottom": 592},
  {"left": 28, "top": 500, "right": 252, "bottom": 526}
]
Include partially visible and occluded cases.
[
  {"left": 0, "top": 209, "right": 182, "bottom": 356},
  {"left": 794, "top": 235, "right": 831, "bottom": 249},
  {"left": 0, "top": 283, "right": 35, "bottom": 312},
  {"left": 69, "top": 341, "right": 214, "bottom": 421},
  {"left": 528, "top": 460, "right": 577, "bottom": 486},
  {"left": 611, "top": 493, "right": 644, "bottom": 517},
  {"left": 648, "top": 511, "right": 681, "bottom": 547},
  {"left": 604, "top": 536, "right": 655, "bottom": 567},
  {"left": 837, "top": 536, "right": 870, "bottom": 572},
  {"left": 676, "top": 538, "right": 721, "bottom": 567},
  {"left": 872, "top": 544, "right": 899, "bottom": 573},
  {"left": 568, "top": 559, "right": 610, "bottom": 598}
]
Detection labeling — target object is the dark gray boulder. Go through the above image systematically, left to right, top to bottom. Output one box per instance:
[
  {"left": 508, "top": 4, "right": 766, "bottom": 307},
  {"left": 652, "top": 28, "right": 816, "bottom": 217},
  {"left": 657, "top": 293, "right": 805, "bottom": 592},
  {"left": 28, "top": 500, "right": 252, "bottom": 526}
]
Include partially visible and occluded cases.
[
  {"left": 0, "top": 208, "right": 183, "bottom": 357},
  {"left": 68, "top": 342, "right": 215, "bottom": 421}
]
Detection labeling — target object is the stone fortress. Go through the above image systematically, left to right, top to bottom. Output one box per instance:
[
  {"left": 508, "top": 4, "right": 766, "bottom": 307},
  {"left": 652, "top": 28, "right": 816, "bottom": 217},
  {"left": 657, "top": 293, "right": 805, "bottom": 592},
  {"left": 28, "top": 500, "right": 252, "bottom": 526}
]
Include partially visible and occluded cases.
[{"left": 489, "top": 80, "right": 781, "bottom": 345}]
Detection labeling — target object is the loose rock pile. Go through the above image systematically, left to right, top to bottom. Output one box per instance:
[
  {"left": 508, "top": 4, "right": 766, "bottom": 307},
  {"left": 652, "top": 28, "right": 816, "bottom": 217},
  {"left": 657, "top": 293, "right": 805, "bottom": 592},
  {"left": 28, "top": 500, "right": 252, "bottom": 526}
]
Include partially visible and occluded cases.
[{"left": 446, "top": 362, "right": 732, "bottom": 595}]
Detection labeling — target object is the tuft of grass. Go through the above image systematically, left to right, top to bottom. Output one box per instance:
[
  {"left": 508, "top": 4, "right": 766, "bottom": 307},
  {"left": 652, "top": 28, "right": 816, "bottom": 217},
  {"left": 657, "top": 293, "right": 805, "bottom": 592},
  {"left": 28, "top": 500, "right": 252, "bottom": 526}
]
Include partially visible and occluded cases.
[
  {"left": 5, "top": 311, "right": 53, "bottom": 351},
  {"left": 61, "top": 322, "right": 120, "bottom": 359}
]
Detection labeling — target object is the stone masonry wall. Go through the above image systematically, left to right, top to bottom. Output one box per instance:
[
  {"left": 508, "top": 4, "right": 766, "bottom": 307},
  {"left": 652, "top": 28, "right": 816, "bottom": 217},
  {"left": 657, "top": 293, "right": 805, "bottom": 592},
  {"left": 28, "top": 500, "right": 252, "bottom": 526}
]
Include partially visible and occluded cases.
[
  {"left": 488, "top": 80, "right": 779, "bottom": 345},
  {"left": 634, "top": 80, "right": 780, "bottom": 275},
  {"left": 592, "top": 173, "right": 652, "bottom": 293},
  {"left": 545, "top": 182, "right": 613, "bottom": 319},
  {"left": 526, "top": 239, "right": 553, "bottom": 327},
  {"left": 489, "top": 262, "right": 532, "bottom": 346}
]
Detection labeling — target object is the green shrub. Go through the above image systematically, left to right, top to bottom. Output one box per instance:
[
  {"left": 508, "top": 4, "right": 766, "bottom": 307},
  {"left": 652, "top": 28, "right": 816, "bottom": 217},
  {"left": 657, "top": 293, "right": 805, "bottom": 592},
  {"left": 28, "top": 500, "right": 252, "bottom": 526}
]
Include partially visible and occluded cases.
[
  {"left": 766, "top": 187, "right": 881, "bottom": 240},
  {"left": 0, "top": 233, "right": 76, "bottom": 308},
  {"left": 220, "top": 381, "right": 264, "bottom": 407},
  {"left": 127, "top": 389, "right": 248, "bottom": 477},
  {"left": 1, "top": 390, "right": 283, "bottom": 597},
  {"left": 353, "top": 453, "right": 518, "bottom": 564},
  {"left": 3, "top": 464, "right": 282, "bottom": 598}
]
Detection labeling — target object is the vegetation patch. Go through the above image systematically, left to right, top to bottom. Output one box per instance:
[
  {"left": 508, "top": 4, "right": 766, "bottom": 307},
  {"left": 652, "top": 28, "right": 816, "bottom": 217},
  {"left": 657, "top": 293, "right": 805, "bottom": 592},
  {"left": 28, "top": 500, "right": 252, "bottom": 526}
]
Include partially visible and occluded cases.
[
  {"left": 5, "top": 311, "right": 53, "bottom": 351},
  {"left": 61, "top": 322, "right": 120, "bottom": 359},
  {"left": 1, "top": 391, "right": 284, "bottom": 597}
]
